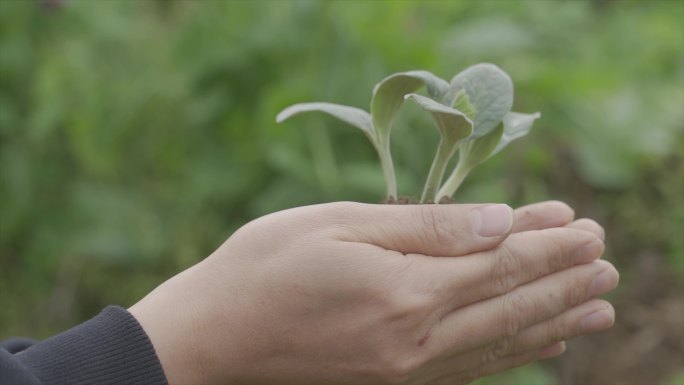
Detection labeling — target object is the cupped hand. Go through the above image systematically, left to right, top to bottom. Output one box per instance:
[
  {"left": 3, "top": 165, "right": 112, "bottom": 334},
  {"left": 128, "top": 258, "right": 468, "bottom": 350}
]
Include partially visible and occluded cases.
[{"left": 129, "top": 201, "right": 618, "bottom": 385}]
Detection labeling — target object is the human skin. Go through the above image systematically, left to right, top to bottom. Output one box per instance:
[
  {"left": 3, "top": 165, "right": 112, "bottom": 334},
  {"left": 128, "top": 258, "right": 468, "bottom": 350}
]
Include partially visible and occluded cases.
[{"left": 129, "top": 201, "right": 618, "bottom": 385}]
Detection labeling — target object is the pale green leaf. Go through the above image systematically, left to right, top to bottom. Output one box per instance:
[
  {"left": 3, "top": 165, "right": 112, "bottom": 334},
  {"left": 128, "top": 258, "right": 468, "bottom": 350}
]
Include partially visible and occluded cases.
[
  {"left": 447, "top": 63, "right": 513, "bottom": 137},
  {"left": 370, "top": 70, "right": 449, "bottom": 146},
  {"left": 451, "top": 89, "right": 478, "bottom": 121},
  {"left": 404, "top": 93, "right": 473, "bottom": 144},
  {"left": 405, "top": 93, "right": 475, "bottom": 202},
  {"left": 276, "top": 102, "right": 374, "bottom": 139},
  {"left": 492, "top": 111, "right": 541, "bottom": 155},
  {"left": 462, "top": 125, "right": 505, "bottom": 169}
]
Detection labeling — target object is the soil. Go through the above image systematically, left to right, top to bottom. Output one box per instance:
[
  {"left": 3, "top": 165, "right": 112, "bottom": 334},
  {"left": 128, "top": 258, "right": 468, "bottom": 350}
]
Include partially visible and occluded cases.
[{"left": 384, "top": 196, "right": 455, "bottom": 204}]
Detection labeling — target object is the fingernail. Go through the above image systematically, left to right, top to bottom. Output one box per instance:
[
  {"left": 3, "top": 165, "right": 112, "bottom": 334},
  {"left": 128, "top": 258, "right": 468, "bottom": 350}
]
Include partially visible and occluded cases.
[
  {"left": 470, "top": 204, "right": 513, "bottom": 237},
  {"left": 573, "top": 240, "right": 604, "bottom": 263},
  {"left": 590, "top": 267, "right": 619, "bottom": 296},
  {"left": 580, "top": 308, "right": 614, "bottom": 333}
]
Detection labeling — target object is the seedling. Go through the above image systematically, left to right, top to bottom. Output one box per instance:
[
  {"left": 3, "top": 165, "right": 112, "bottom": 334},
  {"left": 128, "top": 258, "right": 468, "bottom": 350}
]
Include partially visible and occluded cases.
[{"left": 276, "top": 63, "right": 540, "bottom": 203}]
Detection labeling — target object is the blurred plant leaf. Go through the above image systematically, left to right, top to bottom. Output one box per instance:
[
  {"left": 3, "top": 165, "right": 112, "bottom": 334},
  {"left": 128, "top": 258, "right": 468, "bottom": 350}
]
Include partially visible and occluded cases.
[
  {"left": 442, "top": 17, "right": 536, "bottom": 56},
  {"left": 447, "top": 63, "right": 513, "bottom": 137},
  {"left": 370, "top": 70, "right": 449, "bottom": 146},
  {"left": 451, "top": 89, "right": 478, "bottom": 120},
  {"left": 404, "top": 93, "right": 473, "bottom": 144},
  {"left": 405, "top": 93, "right": 473, "bottom": 202},
  {"left": 276, "top": 102, "right": 373, "bottom": 140},
  {"left": 493, "top": 111, "right": 541, "bottom": 155},
  {"left": 436, "top": 125, "right": 505, "bottom": 200},
  {"left": 462, "top": 125, "right": 505, "bottom": 169}
]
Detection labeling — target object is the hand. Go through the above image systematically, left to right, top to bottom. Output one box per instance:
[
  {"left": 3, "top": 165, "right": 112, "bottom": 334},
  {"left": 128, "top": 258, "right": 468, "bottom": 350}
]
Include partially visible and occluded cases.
[{"left": 129, "top": 201, "right": 618, "bottom": 385}]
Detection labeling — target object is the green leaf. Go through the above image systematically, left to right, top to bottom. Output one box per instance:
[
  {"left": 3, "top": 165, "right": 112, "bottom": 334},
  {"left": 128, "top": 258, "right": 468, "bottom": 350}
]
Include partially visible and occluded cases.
[
  {"left": 447, "top": 63, "right": 513, "bottom": 137},
  {"left": 370, "top": 70, "right": 449, "bottom": 146},
  {"left": 451, "top": 89, "right": 478, "bottom": 121},
  {"left": 404, "top": 93, "right": 473, "bottom": 144},
  {"left": 405, "top": 93, "right": 474, "bottom": 202},
  {"left": 276, "top": 101, "right": 397, "bottom": 199},
  {"left": 276, "top": 102, "right": 374, "bottom": 140},
  {"left": 492, "top": 111, "right": 541, "bottom": 155},
  {"left": 462, "top": 124, "right": 505, "bottom": 169},
  {"left": 436, "top": 125, "right": 505, "bottom": 200}
]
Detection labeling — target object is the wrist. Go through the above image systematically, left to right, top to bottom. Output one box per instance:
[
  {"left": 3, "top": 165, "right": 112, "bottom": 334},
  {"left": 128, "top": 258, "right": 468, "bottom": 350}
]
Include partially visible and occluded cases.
[{"left": 129, "top": 269, "right": 215, "bottom": 385}]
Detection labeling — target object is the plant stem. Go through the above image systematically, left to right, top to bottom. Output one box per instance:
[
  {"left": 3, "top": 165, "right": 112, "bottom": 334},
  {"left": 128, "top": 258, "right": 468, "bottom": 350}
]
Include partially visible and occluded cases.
[
  {"left": 421, "top": 139, "right": 456, "bottom": 203},
  {"left": 377, "top": 143, "right": 398, "bottom": 200},
  {"left": 436, "top": 159, "right": 471, "bottom": 201}
]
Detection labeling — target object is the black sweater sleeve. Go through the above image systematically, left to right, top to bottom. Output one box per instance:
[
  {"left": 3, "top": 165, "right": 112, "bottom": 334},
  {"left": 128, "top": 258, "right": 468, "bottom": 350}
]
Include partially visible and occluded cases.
[{"left": 0, "top": 306, "right": 168, "bottom": 385}]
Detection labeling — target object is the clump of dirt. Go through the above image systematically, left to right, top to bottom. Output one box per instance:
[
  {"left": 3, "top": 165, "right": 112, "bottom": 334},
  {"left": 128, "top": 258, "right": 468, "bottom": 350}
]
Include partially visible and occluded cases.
[
  {"left": 384, "top": 196, "right": 455, "bottom": 204},
  {"left": 384, "top": 197, "right": 419, "bottom": 204}
]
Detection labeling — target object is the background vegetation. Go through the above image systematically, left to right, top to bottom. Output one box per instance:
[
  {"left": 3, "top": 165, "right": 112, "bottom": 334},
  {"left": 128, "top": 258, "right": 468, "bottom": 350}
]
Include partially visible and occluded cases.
[{"left": 1, "top": 0, "right": 682, "bottom": 384}]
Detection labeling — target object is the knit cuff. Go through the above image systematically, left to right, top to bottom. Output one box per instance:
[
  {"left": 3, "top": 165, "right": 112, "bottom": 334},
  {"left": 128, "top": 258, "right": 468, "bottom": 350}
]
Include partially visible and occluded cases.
[{"left": 17, "top": 306, "right": 168, "bottom": 385}]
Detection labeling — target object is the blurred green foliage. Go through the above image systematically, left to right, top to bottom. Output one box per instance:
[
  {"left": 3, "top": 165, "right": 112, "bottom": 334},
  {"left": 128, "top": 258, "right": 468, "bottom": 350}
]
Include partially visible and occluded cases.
[
  {"left": 1, "top": 0, "right": 682, "bottom": 383},
  {"left": 665, "top": 370, "right": 684, "bottom": 385}
]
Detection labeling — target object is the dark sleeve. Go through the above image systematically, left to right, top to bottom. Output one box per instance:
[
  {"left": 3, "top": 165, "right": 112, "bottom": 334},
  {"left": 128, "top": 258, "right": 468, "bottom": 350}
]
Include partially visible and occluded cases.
[{"left": 0, "top": 306, "right": 168, "bottom": 385}]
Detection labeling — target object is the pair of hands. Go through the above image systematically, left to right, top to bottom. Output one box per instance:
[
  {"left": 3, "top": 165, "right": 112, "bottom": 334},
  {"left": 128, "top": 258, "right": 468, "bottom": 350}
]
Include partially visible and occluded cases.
[{"left": 130, "top": 201, "right": 618, "bottom": 385}]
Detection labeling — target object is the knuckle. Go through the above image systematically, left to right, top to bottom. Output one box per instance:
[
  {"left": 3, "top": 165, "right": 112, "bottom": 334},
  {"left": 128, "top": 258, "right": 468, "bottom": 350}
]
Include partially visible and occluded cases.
[
  {"left": 419, "top": 206, "right": 455, "bottom": 247},
  {"left": 541, "top": 230, "right": 582, "bottom": 273},
  {"left": 544, "top": 234, "right": 575, "bottom": 273},
  {"left": 546, "top": 235, "right": 568, "bottom": 262},
  {"left": 493, "top": 244, "right": 523, "bottom": 293},
  {"left": 545, "top": 247, "right": 566, "bottom": 275},
  {"left": 372, "top": 273, "right": 434, "bottom": 325},
  {"left": 563, "top": 277, "right": 590, "bottom": 308},
  {"left": 383, "top": 291, "right": 432, "bottom": 323},
  {"left": 500, "top": 292, "right": 534, "bottom": 337},
  {"left": 546, "top": 317, "right": 574, "bottom": 345},
  {"left": 482, "top": 336, "right": 515, "bottom": 364},
  {"left": 374, "top": 351, "right": 423, "bottom": 385}
]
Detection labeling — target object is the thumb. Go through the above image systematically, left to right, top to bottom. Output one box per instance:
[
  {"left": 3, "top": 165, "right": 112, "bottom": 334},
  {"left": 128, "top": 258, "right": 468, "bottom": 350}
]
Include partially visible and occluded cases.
[{"left": 336, "top": 203, "right": 513, "bottom": 257}]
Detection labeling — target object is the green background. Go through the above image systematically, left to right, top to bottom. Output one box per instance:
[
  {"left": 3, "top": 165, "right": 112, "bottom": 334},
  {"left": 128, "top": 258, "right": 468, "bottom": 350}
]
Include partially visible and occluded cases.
[{"left": 1, "top": 0, "right": 682, "bottom": 384}]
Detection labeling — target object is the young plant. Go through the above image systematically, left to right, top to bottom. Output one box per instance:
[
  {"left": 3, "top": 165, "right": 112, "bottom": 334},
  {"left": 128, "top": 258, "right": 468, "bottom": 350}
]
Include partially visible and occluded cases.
[
  {"left": 277, "top": 63, "right": 540, "bottom": 203},
  {"left": 276, "top": 71, "right": 448, "bottom": 200},
  {"left": 403, "top": 93, "right": 473, "bottom": 202}
]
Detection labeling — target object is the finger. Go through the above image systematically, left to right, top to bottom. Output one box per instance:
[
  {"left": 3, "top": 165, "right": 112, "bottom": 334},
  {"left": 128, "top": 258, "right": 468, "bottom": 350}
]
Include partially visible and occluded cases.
[
  {"left": 512, "top": 201, "right": 575, "bottom": 233},
  {"left": 333, "top": 202, "right": 513, "bottom": 257},
  {"left": 565, "top": 218, "right": 605, "bottom": 241},
  {"left": 425, "top": 227, "right": 604, "bottom": 309},
  {"left": 431, "top": 259, "right": 619, "bottom": 355},
  {"left": 446, "top": 299, "right": 613, "bottom": 372},
  {"left": 500, "top": 299, "right": 614, "bottom": 356},
  {"left": 423, "top": 300, "right": 612, "bottom": 380},
  {"left": 474, "top": 341, "right": 566, "bottom": 380},
  {"left": 480, "top": 341, "right": 568, "bottom": 378},
  {"left": 430, "top": 342, "right": 566, "bottom": 385}
]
